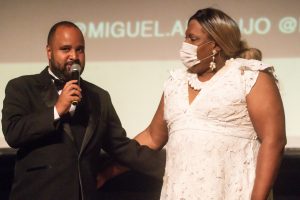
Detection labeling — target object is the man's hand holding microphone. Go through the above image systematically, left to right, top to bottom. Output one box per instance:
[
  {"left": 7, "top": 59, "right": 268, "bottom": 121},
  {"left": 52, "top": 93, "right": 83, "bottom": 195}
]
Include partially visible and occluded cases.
[{"left": 55, "top": 63, "right": 82, "bottom": 116}]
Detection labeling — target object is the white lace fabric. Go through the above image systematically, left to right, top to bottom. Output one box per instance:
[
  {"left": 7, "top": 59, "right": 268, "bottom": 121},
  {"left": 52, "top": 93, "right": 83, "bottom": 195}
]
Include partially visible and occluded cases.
[{"left": 161, "top": 58, "right": 274, "bottom": 200}]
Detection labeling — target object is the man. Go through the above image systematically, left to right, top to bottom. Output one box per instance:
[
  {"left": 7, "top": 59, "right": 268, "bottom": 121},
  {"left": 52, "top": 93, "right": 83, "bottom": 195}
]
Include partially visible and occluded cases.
[{"left": 1, "top": 21, "right": 163, "bottom": 200}]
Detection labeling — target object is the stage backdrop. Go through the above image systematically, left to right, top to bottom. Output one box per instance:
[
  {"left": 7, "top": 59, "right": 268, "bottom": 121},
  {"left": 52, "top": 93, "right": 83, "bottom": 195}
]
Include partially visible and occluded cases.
[{"left": 0, "top": 0, "right": 299, "bottom": 148}]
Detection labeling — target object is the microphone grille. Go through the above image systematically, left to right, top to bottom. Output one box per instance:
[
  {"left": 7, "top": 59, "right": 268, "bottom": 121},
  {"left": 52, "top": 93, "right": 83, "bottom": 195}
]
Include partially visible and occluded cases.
[{"left": 71, "top": 63, "right": 81, "bottom": 73}]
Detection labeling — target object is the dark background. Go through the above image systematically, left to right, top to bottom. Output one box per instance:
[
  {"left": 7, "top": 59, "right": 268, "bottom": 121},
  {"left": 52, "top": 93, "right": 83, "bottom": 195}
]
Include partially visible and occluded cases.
[{"left": 1, "top": 148, "right": 300, "bottom": 200}]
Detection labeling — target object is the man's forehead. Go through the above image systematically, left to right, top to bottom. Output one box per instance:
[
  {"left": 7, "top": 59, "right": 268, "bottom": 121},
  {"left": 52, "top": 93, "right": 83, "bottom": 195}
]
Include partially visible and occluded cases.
[{"left": 51, "top": 26, "right": 84, "bottom": 45}]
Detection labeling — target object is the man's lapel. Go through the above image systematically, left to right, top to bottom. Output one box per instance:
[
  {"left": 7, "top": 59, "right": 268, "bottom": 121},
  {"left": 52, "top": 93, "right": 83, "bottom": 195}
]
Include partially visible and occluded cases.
[
  {"left": 39, "top": 67, "right": 58, "bottom": 108},
  {"left": 79, "top": 82, "right": 100, "bottom": 154}
]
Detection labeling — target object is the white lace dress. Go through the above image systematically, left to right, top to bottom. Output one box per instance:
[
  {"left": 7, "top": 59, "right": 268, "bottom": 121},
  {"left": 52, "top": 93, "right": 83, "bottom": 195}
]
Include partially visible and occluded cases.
[{"left": 160, "top": 58, "right": 275, "bottom": 200}]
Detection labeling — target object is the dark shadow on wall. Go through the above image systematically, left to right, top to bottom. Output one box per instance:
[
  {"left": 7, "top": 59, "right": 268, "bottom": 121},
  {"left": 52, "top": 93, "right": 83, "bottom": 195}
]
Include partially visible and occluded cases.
[{"left": 273, "top": 148, "right": 300, "bottom": 200}]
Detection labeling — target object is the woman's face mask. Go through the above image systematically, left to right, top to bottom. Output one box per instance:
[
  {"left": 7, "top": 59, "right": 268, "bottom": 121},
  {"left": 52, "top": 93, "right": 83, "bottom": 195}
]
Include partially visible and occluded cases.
[{"left": 179, "top": 41, "right": 213, "bottom": 69}]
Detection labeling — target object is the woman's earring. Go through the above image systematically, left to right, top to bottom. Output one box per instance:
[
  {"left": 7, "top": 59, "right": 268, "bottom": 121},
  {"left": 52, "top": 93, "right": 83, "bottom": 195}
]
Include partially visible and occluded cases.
[{"left": 209, "top": 50, "right": 217, "bottom": 71}]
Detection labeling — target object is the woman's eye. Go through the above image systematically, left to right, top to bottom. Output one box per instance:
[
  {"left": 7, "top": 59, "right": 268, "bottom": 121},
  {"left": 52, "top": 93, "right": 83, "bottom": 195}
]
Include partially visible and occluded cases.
[{"left": 188, "top": 35, "right": 198, "bottom": 41}]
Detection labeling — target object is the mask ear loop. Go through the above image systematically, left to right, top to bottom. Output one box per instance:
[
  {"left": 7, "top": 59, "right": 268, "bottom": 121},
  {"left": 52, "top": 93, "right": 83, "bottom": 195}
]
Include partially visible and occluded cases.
[{"left": 209, "top": 50, "right": 217, "bottom": 71}]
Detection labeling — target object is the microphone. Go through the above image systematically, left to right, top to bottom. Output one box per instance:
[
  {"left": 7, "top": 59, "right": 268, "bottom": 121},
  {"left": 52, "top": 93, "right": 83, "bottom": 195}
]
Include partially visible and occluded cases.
[{"left": 71, "top": 63, "right": 81, "bottom": 105}]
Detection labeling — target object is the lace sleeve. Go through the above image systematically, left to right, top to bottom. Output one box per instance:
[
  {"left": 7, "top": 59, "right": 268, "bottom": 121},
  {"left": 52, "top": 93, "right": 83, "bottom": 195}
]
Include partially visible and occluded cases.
[
  {"left": 237, "top": 58, "right": 276, "bottom": 95},
  {"left": 163, "top": 68, "right": 186, "bottom": 95},
  {"left": 163, "top": 68, "right": 186, "bottom": 121}
]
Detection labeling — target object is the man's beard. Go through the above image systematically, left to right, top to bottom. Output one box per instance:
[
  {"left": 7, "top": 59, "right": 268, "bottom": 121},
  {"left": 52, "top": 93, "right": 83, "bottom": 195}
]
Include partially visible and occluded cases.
[{"left": 49, "top": 60, "right": 71, "bottom": 81}]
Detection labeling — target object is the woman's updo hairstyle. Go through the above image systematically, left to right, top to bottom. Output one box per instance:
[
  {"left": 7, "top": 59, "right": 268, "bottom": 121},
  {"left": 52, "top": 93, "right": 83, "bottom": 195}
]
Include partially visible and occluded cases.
[{"left": 239, "top": 48, "right": 262, "bottom": 61}]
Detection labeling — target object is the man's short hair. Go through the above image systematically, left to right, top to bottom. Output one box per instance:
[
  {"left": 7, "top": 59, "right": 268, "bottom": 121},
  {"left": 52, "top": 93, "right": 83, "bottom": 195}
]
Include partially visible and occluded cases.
[{"left": 47, "top": 21, "right": 82, "bottom": 45}]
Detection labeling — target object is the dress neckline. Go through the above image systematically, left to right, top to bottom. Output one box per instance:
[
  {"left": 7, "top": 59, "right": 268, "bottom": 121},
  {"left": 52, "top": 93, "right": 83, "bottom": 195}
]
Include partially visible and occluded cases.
[
  {"left": 185, "top": 59, "right": 232, "bottom": 107},
  {"left": 187, "top": 73, "right": 210, "bottom": 91}
]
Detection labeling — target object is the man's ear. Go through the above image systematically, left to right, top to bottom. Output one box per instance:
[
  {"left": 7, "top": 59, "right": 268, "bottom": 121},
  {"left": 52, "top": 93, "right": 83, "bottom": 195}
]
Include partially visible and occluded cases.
[{"left": 46, "top": 45, "right": 51, "bottom": 60}]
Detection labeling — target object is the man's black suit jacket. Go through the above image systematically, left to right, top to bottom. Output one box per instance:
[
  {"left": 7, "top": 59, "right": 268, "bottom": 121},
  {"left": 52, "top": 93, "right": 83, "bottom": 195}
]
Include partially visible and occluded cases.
[{"left": 1, "top": 67, "right": 163, "bottom": 200}]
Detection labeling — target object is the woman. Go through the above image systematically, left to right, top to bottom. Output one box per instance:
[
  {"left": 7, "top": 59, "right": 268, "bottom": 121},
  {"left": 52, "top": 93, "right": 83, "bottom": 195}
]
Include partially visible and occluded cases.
[{"left": 134, "top": 8, "right": 286, "bottom": 200}]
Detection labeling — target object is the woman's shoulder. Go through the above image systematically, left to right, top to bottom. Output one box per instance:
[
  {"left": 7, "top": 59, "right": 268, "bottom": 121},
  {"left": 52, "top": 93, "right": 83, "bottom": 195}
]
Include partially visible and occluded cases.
[
  {"left": 228, "top": 58, "right": 278, "bottom": 94},
  {"left": 230, "top": 58, "right": 274, "bottom": 72},
  {"left": 163, "top": 68, "right": 187, "bottom": 91},
  {"left": 168, "top": 68, "right": 187, "bottom": 80}
]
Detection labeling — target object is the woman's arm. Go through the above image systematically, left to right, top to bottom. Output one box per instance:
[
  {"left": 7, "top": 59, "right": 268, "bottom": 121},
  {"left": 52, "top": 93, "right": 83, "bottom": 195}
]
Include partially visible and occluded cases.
[
  {"left": 247, "top": 71, "right": 286, "bottom": 200},
  {"left": 134, "top": 94, "right": 169, "bottom": 150}
]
